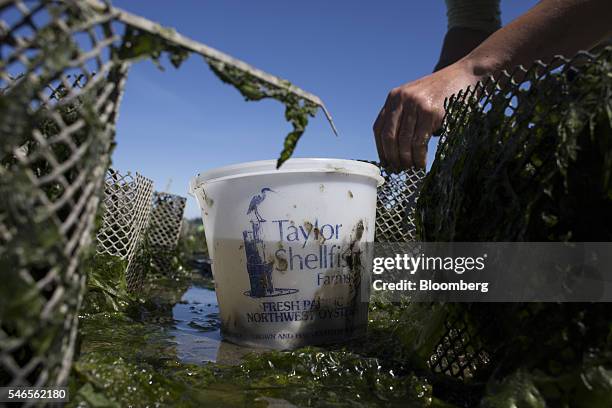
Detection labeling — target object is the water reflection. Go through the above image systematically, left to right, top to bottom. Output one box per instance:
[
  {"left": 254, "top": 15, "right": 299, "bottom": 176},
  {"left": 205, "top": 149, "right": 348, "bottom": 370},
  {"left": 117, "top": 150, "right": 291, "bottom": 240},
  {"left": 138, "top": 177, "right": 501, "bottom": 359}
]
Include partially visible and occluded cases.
[
  {"left": 171, "top": 285, "right": 267, "bottom": 365},
  {"left": 171, "top": 285, "right": 221, "bottom": 364}
]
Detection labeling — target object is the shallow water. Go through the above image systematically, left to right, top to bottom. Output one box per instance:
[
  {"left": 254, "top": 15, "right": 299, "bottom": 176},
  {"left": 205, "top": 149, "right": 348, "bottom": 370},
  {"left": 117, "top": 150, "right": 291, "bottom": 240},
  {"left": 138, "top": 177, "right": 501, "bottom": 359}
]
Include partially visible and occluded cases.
[
  {"left": 71, "top": 272, "right": 434, "bottom": 407},
  {"left": 170, "top": 284, "right": 267, "bottom": 365},
  {"left": 171, "top": 285, "right": 221, "bottom": 363}
]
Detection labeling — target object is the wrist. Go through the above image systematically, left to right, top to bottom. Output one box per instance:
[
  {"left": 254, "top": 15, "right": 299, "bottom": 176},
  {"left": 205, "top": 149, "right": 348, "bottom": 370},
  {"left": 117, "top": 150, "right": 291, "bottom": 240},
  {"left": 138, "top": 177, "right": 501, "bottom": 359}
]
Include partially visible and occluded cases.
[{"left": 460, "top": 52, "right": 505, "bottom": 82}]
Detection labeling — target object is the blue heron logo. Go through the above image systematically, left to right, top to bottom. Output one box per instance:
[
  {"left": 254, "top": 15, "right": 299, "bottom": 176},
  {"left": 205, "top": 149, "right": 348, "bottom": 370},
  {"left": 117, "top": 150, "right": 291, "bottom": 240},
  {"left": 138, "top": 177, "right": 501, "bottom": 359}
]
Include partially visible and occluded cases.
[
  {"left": 242, "top": 187, "right": 298, "bottom": 298},
  {"left": 247, "top": 188, "right": 274, "bottom": 222}
]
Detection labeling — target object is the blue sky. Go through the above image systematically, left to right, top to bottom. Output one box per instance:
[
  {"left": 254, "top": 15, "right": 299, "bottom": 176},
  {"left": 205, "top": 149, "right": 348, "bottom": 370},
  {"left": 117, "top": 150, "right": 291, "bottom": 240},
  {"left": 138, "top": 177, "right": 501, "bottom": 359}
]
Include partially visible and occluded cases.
[{"left": 110, "top": 0, "right": 535, "bottom": 218}]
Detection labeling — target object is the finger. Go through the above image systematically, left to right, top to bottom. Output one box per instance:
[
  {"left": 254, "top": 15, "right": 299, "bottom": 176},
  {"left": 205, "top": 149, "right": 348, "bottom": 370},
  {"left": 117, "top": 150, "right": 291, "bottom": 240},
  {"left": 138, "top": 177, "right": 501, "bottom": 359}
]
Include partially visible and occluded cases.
[
  {"left": 380, "top": 98, "right": 402, "bottom": 170},
  {"left": 397, "top": 102, "right": 417, "bottom": 169},
  {"left": 373, "top": 107, "right": 386, "bottom": 165},
  {"left": 412, "top": 109, "right": 434, "bottom": 169}
]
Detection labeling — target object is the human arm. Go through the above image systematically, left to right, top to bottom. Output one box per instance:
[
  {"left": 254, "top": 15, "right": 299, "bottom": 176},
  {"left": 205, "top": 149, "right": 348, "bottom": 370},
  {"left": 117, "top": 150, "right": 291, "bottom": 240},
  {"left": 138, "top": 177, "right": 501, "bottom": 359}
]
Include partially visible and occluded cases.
[
  {"left": 374, "top": 0, "right": 612, "bottom": 170},
  {"left": 435, "top": 0, "right": 502, "bottom": 71},
  {"left": 434, "top": 27, "right": 496, "bottom": 71}
]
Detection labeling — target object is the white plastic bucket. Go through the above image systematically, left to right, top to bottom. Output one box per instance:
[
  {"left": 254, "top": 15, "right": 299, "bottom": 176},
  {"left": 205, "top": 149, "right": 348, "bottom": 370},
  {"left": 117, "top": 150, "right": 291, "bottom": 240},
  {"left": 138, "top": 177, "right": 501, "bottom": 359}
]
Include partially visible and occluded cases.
[{"left": 189, "top": 158, "right": 383, "bottom": 349}]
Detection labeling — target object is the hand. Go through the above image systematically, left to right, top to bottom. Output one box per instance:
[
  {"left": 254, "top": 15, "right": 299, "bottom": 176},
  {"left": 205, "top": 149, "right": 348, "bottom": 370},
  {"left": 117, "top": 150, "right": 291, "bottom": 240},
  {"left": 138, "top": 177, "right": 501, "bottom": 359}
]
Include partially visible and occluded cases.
[{"left": 373, "top": 60, "right": 481, "bottom": 170}]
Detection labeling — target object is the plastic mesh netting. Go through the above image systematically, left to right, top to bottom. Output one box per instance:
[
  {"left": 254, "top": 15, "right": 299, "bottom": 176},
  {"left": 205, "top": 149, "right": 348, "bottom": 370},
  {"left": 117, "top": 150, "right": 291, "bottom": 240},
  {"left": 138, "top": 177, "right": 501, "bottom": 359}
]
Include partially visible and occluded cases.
[
  {"left": 0, "top": 0, "right": 128, "bottom": 388},
  {"left": 1, "top": 0, "right": 331, "bottom": 391},
  {"left": 3, "top": 0, "right": 608, "bottom": 403},
  {"left": 416, "top": 47, "right": 612, "bottom": 389},
  {"left": 419, "top": 47, "right": 612, "bottom": 242},
  {"left": 371, "top": 49, "right": 611, "bottom": 392},
  {"left": 373, "top": 166, "right": 426, "bottom": 242},
  {"left": 96, "top": 169, "right": 153, "bottom": 291},
  {"left": 147, "top": 192, "right": 186, "bottom": 273},
  {"left": 427, "top": 314, "right": 490, "bottom": 381}
]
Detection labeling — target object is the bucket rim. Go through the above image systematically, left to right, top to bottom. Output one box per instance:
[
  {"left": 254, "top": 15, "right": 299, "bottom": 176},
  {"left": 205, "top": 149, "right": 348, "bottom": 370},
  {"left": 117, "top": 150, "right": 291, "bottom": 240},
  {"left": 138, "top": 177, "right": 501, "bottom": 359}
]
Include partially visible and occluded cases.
[{"left": 189, "top": 158, "right": 384, "bottom": 194}]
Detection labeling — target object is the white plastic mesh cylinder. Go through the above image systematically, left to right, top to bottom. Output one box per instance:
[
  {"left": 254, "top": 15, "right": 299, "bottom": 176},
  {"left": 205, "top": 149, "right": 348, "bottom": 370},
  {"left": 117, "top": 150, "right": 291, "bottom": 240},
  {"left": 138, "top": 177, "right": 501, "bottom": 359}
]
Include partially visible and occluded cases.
[{"left": 96, "top": 169, "right": 154, "bottom": 291}]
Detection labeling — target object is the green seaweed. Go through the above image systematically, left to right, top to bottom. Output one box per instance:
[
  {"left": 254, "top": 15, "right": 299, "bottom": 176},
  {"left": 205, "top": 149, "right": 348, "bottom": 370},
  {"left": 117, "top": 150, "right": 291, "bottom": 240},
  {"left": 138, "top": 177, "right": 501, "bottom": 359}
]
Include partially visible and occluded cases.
[
  {"left": 1, "top": 12, "right": 114, "bottom": 384},
  {"left": 115, "top": 27, "right": 321, "bottom": 168},
  {"left": 116, "top": 27, "right": 190, "bottom": 69},
  {"left": 414, "top": 48, "right": 612, "bottom": 407},
  {"left": 417, "top": 48, "right": 612, "bottom": 242},
  {"left": 205, "top": 59, "right": 319, "bottom": 168},
  {"left": 73, "top": 221, "right": 433, "bottom": 407},
  {"left": 81, "top": 254, "right": 130, "bottom": 315},
  {"left": 71, "top": 269, "right": 435, "bottom": 408},
  {"left": 234, "top": 348, "right": 432, "bottom": 407},
  {"left": 481, "top": 354, "right": 612, "bottom": 408}
]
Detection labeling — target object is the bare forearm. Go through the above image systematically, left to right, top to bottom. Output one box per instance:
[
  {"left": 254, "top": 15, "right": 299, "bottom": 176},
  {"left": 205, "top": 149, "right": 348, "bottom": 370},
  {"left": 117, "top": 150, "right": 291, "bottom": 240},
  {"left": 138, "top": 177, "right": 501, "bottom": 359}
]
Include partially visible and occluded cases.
[
  {"left": 373, "top": 0, "right": 611, "bottom": 170},
  {"left": 462, "top": 0, "right": 612, "bottom": 77},
  {"left": 435, "top": 27, "right": 494, "bottom": 71}
]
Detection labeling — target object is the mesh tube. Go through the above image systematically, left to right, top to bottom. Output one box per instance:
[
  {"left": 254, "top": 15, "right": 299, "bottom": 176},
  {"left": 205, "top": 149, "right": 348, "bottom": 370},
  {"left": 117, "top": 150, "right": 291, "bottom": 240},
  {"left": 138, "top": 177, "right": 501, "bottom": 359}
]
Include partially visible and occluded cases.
[{"left": 0, "top": 0, "right": 128, "bottom": 388}]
